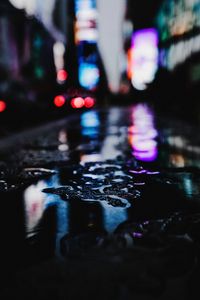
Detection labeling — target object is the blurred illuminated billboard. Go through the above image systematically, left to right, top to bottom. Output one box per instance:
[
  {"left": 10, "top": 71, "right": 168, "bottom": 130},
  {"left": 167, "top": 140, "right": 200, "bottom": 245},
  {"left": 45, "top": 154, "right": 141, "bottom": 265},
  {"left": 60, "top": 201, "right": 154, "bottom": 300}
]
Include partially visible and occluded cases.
[
  {"left": 75, "top": 0, "right": 100, "bottom": 90},
  {"left": 75, "top": 0, "right": 98, "bottom": 43},
  {"left": 156, "top": 0, "right": 200, "bottom": 72},
  {"left": 156, "top": 0, "right": 200, "bottom": 43},
  {"left": 128, "top": 28, "right": 159, "bottom": 91}
]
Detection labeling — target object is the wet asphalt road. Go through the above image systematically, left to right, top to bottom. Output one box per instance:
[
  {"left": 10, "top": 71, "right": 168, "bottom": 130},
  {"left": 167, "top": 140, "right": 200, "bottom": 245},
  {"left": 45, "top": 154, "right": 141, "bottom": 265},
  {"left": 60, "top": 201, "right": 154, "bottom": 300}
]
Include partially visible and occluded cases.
[{"left": 1, "top": 104, "right": 200, "bottom": 299}]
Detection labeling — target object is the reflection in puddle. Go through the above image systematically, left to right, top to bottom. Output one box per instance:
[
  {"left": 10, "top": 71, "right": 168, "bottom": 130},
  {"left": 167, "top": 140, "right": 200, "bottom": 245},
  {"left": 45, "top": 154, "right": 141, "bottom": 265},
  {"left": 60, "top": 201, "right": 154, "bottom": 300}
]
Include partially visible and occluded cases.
[
  {"left": 128, "top": 104, "right": 158, "bottom": 162},
  {"left": 101, "top": 109, "right": 125, "bottom": 160},
  {"left": 81, "top": 111, "right": 100, "bottom": 138},
  {"left": 81, "top": 111, "right": 100, "bottom": 128},
  {"left": 58, "top": 129, "right": 69, "bottom": 152},
  {"left": 58, "top": 129, "right": 68, "bottom": 144},
  {"left": 101, "top": 135, "right": 122, "bottom": 160},
  {"left": 58, "top": 144, "right": 69, "bottom": 152},
  {"left": 80, "top": 153, "right": 102, "bottom": 164},
  {"left": 170, "top": 154, "right": 185, "bottom": 167},
  {"left": 43, "top": 159, "right": 140, "bottom": 209},
  {"left": 83, "top": 173, "right": 105, "bottom": 180},
  {"left": 24, "top": 174, "right": 69, "bottom": 258},
  {"left": 183, "top": 174, "right": 193, "bottom": 198},
  {"left": 24, "top": 175, "right": 68, "bottom": 239},
  {"left": 24, "top": 181, "right": 47, "bottom": 238},
  {"left": 56, "top": 199, "right": 69, "bottom": 258},
  {"left": 101, "top": 202, "right": 128, "bottom": 233}
]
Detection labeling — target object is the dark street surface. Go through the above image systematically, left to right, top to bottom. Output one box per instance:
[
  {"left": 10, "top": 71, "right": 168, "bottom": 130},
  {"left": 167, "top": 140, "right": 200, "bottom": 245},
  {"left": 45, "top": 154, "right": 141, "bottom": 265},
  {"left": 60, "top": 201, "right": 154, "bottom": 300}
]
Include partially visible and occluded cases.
[{"left": 1, "top": 104, "right": 200, "bottom": 299}]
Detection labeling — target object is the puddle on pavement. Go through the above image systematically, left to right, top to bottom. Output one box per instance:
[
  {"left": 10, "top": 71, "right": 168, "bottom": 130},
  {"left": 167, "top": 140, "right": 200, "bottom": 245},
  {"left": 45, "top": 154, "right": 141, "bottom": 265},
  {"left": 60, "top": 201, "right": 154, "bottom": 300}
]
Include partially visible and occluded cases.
[{"left": 1, "top": 104, "right": 200, "bottom": 277}]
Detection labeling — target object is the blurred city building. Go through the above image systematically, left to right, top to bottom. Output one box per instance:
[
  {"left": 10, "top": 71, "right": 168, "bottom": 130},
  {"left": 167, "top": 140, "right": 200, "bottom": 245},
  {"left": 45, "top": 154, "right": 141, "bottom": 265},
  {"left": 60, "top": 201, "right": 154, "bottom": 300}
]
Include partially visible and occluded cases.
[{"left": 1, "top": 0, "right": 200, "bottom": 125}]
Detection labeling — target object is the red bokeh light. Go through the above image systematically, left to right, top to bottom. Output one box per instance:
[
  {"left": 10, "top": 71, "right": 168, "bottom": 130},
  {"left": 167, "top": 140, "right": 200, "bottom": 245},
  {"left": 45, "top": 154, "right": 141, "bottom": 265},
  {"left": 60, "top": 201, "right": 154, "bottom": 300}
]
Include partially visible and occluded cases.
[
  {"left": 57, "top": 69, "right": 68, "bottom": 82},
  {"left": 54, "top": 95, "right": 65, "bottom": 107},
  {"left": 71, "top": 97, "right": 85, "bottom": 109},
  {"left": 84, "top": 97, "right": 95, "bottom": 108},
  {"left": 0, "top": 100, "right": 6, "bottom": 112}
]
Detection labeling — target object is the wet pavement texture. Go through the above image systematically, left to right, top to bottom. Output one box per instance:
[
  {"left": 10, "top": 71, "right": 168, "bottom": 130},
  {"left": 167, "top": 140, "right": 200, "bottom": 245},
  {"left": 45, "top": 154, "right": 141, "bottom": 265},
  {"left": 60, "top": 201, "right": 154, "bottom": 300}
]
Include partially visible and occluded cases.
[{"left": 1, "top": 104, "right": 200, "bottom": 299}]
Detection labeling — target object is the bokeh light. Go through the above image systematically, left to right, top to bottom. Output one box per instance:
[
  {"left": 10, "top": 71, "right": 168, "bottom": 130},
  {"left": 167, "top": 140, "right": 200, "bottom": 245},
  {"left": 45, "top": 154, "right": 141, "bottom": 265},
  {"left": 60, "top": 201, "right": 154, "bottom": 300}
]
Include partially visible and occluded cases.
[
  {"left": 57, "top": 69, "right": 68, "bottom": 82},
  {"left": 54, "top": 95, "right": 65, "bottom": 107},
  {"left": 71, "top": 97, "right": 85, "bottom": 109},
  {"left": 84, "top": 97, "right": 95, "bottom": 108},
  {"left": 0, "top": 101, "right": 6, "bottom": 112}
]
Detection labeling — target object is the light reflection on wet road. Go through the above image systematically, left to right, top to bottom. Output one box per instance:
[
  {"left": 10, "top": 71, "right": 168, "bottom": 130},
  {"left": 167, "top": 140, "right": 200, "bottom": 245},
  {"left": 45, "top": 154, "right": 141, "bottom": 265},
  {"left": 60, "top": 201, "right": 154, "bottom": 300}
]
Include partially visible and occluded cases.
[{"left": 1, "top": 104, "right": 200, "bottom": 268}]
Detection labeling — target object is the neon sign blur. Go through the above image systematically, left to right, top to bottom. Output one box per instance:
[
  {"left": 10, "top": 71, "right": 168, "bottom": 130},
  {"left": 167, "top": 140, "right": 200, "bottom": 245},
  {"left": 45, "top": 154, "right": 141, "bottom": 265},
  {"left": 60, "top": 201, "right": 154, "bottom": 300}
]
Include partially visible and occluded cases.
[
  {"left": 75, "top": 0, "right": 98, "bottom": 43},
  {"left": 75, "top": 0, "right": 100, "bottom": 90},
  {"left": 156, "top": 0, "right": 200, "bottom": 42},
  {"left": 157, "top": 1, "right": 200, "bottom": 71},
  {"left": 130, "top": 29, "right": 159, "bottom": 91},
  {"left": 160, "top": 33, "right": 200, "bottom": 70},
  {"left": 78, "top": 62, "right": 100, "bottom": 90},
  {"left": 128, "top": 104, "right": 158, "bottom": 162}
]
